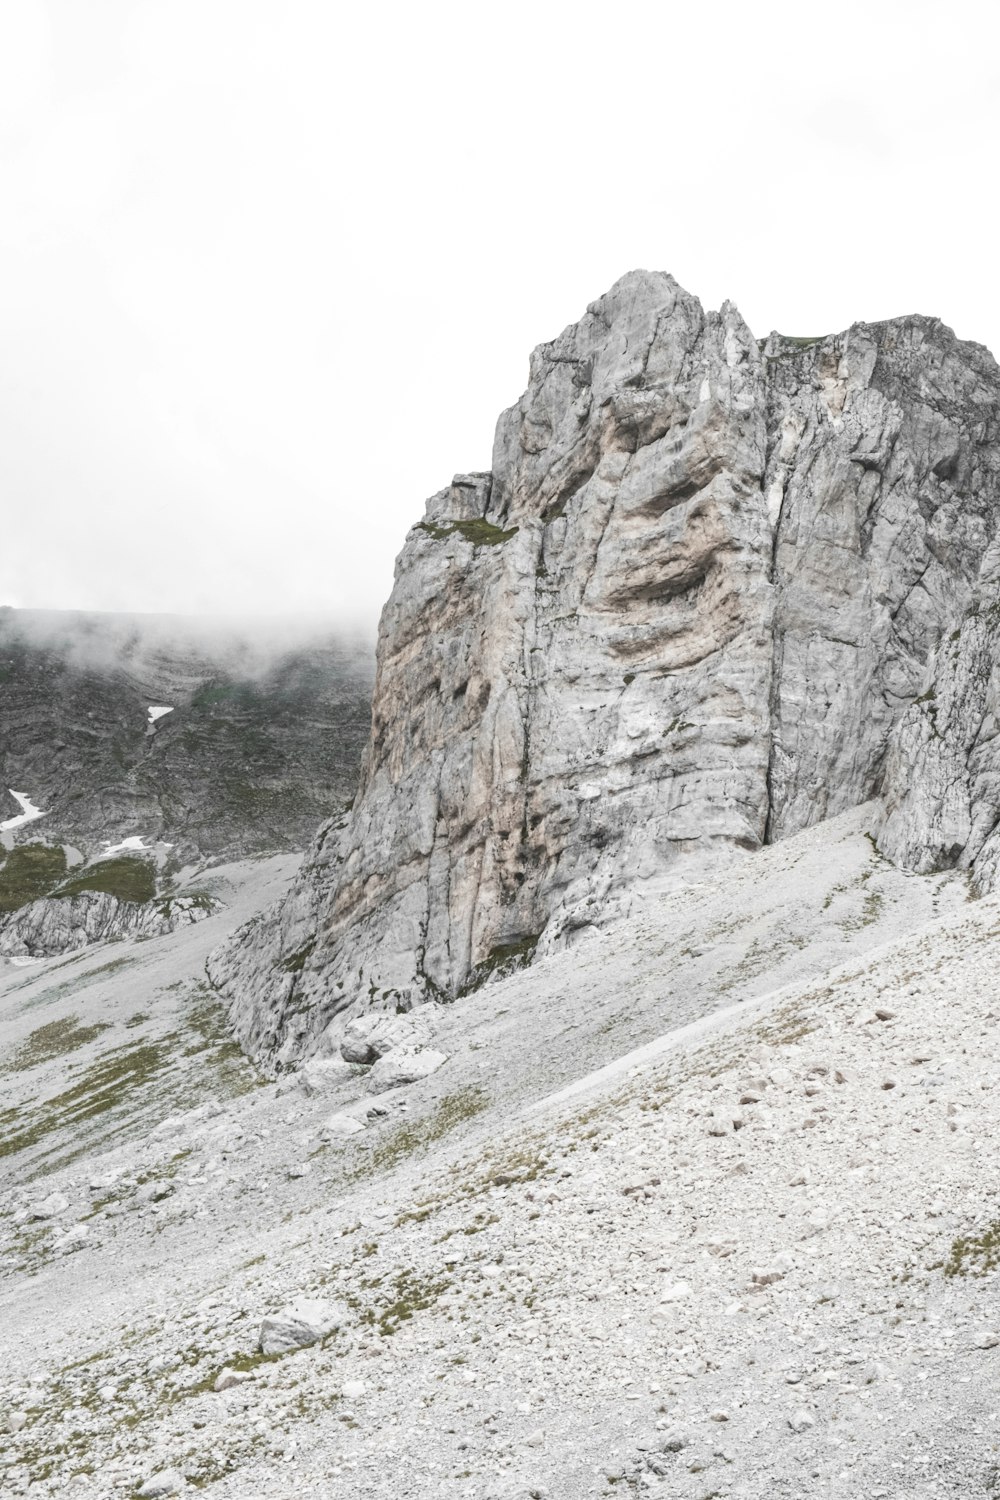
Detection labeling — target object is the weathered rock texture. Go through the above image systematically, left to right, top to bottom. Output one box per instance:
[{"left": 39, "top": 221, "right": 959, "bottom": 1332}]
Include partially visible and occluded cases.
[
  {"left": 209, "top": 271, "right": 1000, "bottom": 1069},
  {"left": 0, "top": 890, "right": 218, "bottom": 959}
]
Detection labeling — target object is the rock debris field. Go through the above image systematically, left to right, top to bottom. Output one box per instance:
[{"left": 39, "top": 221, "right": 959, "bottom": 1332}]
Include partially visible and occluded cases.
[{"left": 2, "top": 807, "right": 1000, "bottom": 1498}]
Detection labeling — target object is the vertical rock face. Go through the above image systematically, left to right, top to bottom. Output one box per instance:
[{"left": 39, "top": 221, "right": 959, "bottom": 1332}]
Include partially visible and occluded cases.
[
  {"left": 209, "top": 271, "right": 1000, "bottom": 1069},
  {"left": 765, "top": 318, "right": 1000, "bottom": 840}
]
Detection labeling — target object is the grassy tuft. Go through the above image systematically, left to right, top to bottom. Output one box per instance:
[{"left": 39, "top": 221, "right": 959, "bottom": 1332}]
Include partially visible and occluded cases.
[
  {"left": 416, "top": 519, "right": 519, "bottom": 548},
  {"left": 0, "top": 843, "right": 68, "bottom": 912},
  {"left": 57, "top": 856, "right": 156, "bottom": 905}
]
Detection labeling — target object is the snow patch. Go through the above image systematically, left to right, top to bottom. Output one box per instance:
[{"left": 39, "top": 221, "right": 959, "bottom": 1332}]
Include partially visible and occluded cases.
[
  {"left": 147, "top": 706, "right": 174, "bottom": 725},
  {"left": 0, "top": 790, "right": 46, "bottom": 833},
  {"left": 97, "top": 836, "right": 174, "bottom": 861},
  {"left": 98, "top": 836, "right": 151, "bottom": 860}
]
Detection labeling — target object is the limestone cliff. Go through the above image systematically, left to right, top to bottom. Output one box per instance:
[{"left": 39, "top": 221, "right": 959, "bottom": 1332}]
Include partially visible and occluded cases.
[{"left": 209, "top": 271, "right": 1000, "bottom": 1069}]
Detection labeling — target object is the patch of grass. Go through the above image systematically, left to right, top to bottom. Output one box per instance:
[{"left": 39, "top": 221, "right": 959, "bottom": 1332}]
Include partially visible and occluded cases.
[
  {"left": 416, "top": 518, "right": 519, "bottom": 547},
  {"left": 0, "top": 843, "right": 67, "bottom": 912},
  {"left": 57, "top": 856, "right": 156, "bottom": 905},
  {"left": 842, "top": 888, "right": 884, "bottom": 933},
  {"left": 463, "top": 934, "right": 540, "bottom": 993},
  {"left": 10, "top": 953, "right": 138, "bottom": 1017},
  {"left": 3, "top": 987, "right": 258, "bottom": 1178},
  {"left": 754, "top": 1000, "right": 818, "bottom": 1047},
  {"left": 3, "top": 1015, "right": 112, "bottom": 1073},
  {"left": 0, "top": 1039, "right": 172, "bottom": 1164},
  {"left": 368, "top": 1086, "right": 489, "bottom": 1176},
  {"left": 944, "top": 1221, "right": 1000, "bottom": 1278},
  {"left": 359, "top": 1266, "right": 451, "bottom": 1337}
]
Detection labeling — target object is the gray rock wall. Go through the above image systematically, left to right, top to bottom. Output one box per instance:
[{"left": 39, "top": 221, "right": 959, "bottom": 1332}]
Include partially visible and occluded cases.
[
  {"left": 209, "top": 272, "right": 1000, "bottom": 1069},
  {"left": 0, "top": 889, "right": 218, "bottom": 958}
]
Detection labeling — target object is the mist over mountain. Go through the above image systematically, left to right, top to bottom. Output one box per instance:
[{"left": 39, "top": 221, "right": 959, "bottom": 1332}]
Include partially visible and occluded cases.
[{"left": 0, "top": 607, "right": 374, "bottom": 867}]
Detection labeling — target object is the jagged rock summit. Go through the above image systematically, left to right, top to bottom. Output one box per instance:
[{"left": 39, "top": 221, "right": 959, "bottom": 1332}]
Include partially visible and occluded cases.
[{"left": 210, "top": 270, "right": 1000, "bottom": 1069}]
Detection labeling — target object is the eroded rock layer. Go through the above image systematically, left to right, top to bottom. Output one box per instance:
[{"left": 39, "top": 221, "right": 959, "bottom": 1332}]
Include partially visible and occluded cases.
[{"left": 209, "top": 271, "right": 1000, "bottom": 1068}]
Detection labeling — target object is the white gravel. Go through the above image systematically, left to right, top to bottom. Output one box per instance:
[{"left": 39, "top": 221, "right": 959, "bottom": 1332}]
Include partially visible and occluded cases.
[{"left": 2, "top": 807, "right": 999, "bottom": 1497}]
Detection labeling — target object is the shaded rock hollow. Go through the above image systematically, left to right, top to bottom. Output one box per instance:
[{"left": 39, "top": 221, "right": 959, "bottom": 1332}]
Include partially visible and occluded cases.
[{"left": 208, "top": 270, "right": 1000, "bottom": 1068}]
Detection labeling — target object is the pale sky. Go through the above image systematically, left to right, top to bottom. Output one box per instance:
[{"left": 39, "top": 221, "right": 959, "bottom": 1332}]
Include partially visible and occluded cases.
[{"left": 1, "top": 0, "right": 997, "bottom": 628}]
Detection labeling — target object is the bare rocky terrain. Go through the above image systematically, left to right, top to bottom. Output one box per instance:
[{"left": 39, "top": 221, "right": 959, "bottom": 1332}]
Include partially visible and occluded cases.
[
  {"left": 6, "top": 271, "right": 1000, "bottom": 1499},
  {"left": 4, "top": 807, "right": 1000, "bottom": 1498}
]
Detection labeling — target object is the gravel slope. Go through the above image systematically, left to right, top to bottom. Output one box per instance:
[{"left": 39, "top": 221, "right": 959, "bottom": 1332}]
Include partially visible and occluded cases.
[{"left": 2, "top": 808, "right": 998, "bottom": 1498}]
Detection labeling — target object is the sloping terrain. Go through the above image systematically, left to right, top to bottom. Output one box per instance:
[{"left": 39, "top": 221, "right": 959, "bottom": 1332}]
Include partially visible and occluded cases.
[{"left": 3, "top": 808, "right": 999, "bottom": 1497}]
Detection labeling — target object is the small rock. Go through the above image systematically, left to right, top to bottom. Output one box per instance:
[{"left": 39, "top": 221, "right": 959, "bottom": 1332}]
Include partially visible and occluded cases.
[
  {"left": 874, "top": 1008, "right": 895, "bottom": 1021},
  {"left": 365, "top": 1046, "right": 448, "bottom": 1093},
  {"left": 296, "top": 1057, "right": 356, "bottom": 1097},
  {"left": 881, "top": 1077, "right": 898, "bottom": 1091},
  {"left": 706, "top": 1107, "right": 742, "bottom": 1137},
  {"left": 320, "top": 1113, "right": 365, "bottom": 1139},
  {"left": 287, "top": 1162, "right": 312, "bottom": 1179},
  {"left": 31, "top": 1191, "right": 68, "bottom": 1219},
  {"left": 752, "top": 1252, "right": 793, "bottom": 1285},
  {"left": 659, "top": 1281, "right": 691, "bottom": 1303},
  {"left": 259, "top": 1296, "right": 347, "bottom": 1355},
  {"left": 973, "top": 1331, "right": 1000, "bottom": 1350},
  {"left": 214, "top": 1367, "right": 252, "bottom": 1392},
  {"left": 342, "top": 1378, "right": 366, "bottom": 1400},
  {"left": 788, "top": 1409, "right": 815, "bottom": 1434},
  {"left": 5, "top": 1410, "right": 27, "bottom": 1433},
  {"left": 524, "top": 1428, "right": 545, "bottom": 1448},
  {"left": 658, "top": 1429, "right": 689, "bottom": 1452},
  {"left": 136, "top": 1471, "right": 185, "bottom": 1497}
]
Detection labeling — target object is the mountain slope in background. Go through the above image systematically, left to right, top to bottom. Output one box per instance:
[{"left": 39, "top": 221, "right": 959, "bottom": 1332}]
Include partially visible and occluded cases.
[{"left": 0, "top": 609, "right": 374, "bottom": 868}]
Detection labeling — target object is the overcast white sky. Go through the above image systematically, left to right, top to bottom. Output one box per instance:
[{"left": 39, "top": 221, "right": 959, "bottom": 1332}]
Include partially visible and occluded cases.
[{"left": 1, "top": 0, "right": 997, "bottom": 629}]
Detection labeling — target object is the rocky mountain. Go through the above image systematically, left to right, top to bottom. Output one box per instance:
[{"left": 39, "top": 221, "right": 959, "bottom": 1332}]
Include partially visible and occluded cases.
[
  {"left": 209, "top": 270, "right": 1000, "bottom": 1070},
  {"left": 9, "top": 271, "right": 1000, "bottom": 1500},
  {"left": 0, "top": 610, "right": 373, "bottom": 955}
]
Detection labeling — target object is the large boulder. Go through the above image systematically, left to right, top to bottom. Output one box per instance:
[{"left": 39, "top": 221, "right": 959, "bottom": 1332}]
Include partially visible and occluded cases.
[
  {"left": 340, "top": 1010, "right": 435, "bottom": 1064},
  {"left": 365, "top": 1046, "right": 448, "bottom": 1094}
]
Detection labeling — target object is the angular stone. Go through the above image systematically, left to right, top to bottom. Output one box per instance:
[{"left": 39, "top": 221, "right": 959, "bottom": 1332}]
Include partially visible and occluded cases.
[
  {"left": 340, "top": 1010, "right": 435, "bottom": 1064},
  {"left": 365, "top": 1046, "right": 448, "bottom": 1094},
  {"left": 320, "top": 1113, "right": 365, "bottom": 1139},
  {"left": 258, "top": 1297, "right": 347, "bottom": 1355},
  {"left": 136, "top": 1471, "right": 185, "bottom": 1497}
]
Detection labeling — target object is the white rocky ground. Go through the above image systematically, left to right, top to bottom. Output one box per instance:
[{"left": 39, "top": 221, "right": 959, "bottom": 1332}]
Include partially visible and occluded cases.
[{"left": 2, "top": 807, "right": 999, "bottom": 1498}]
